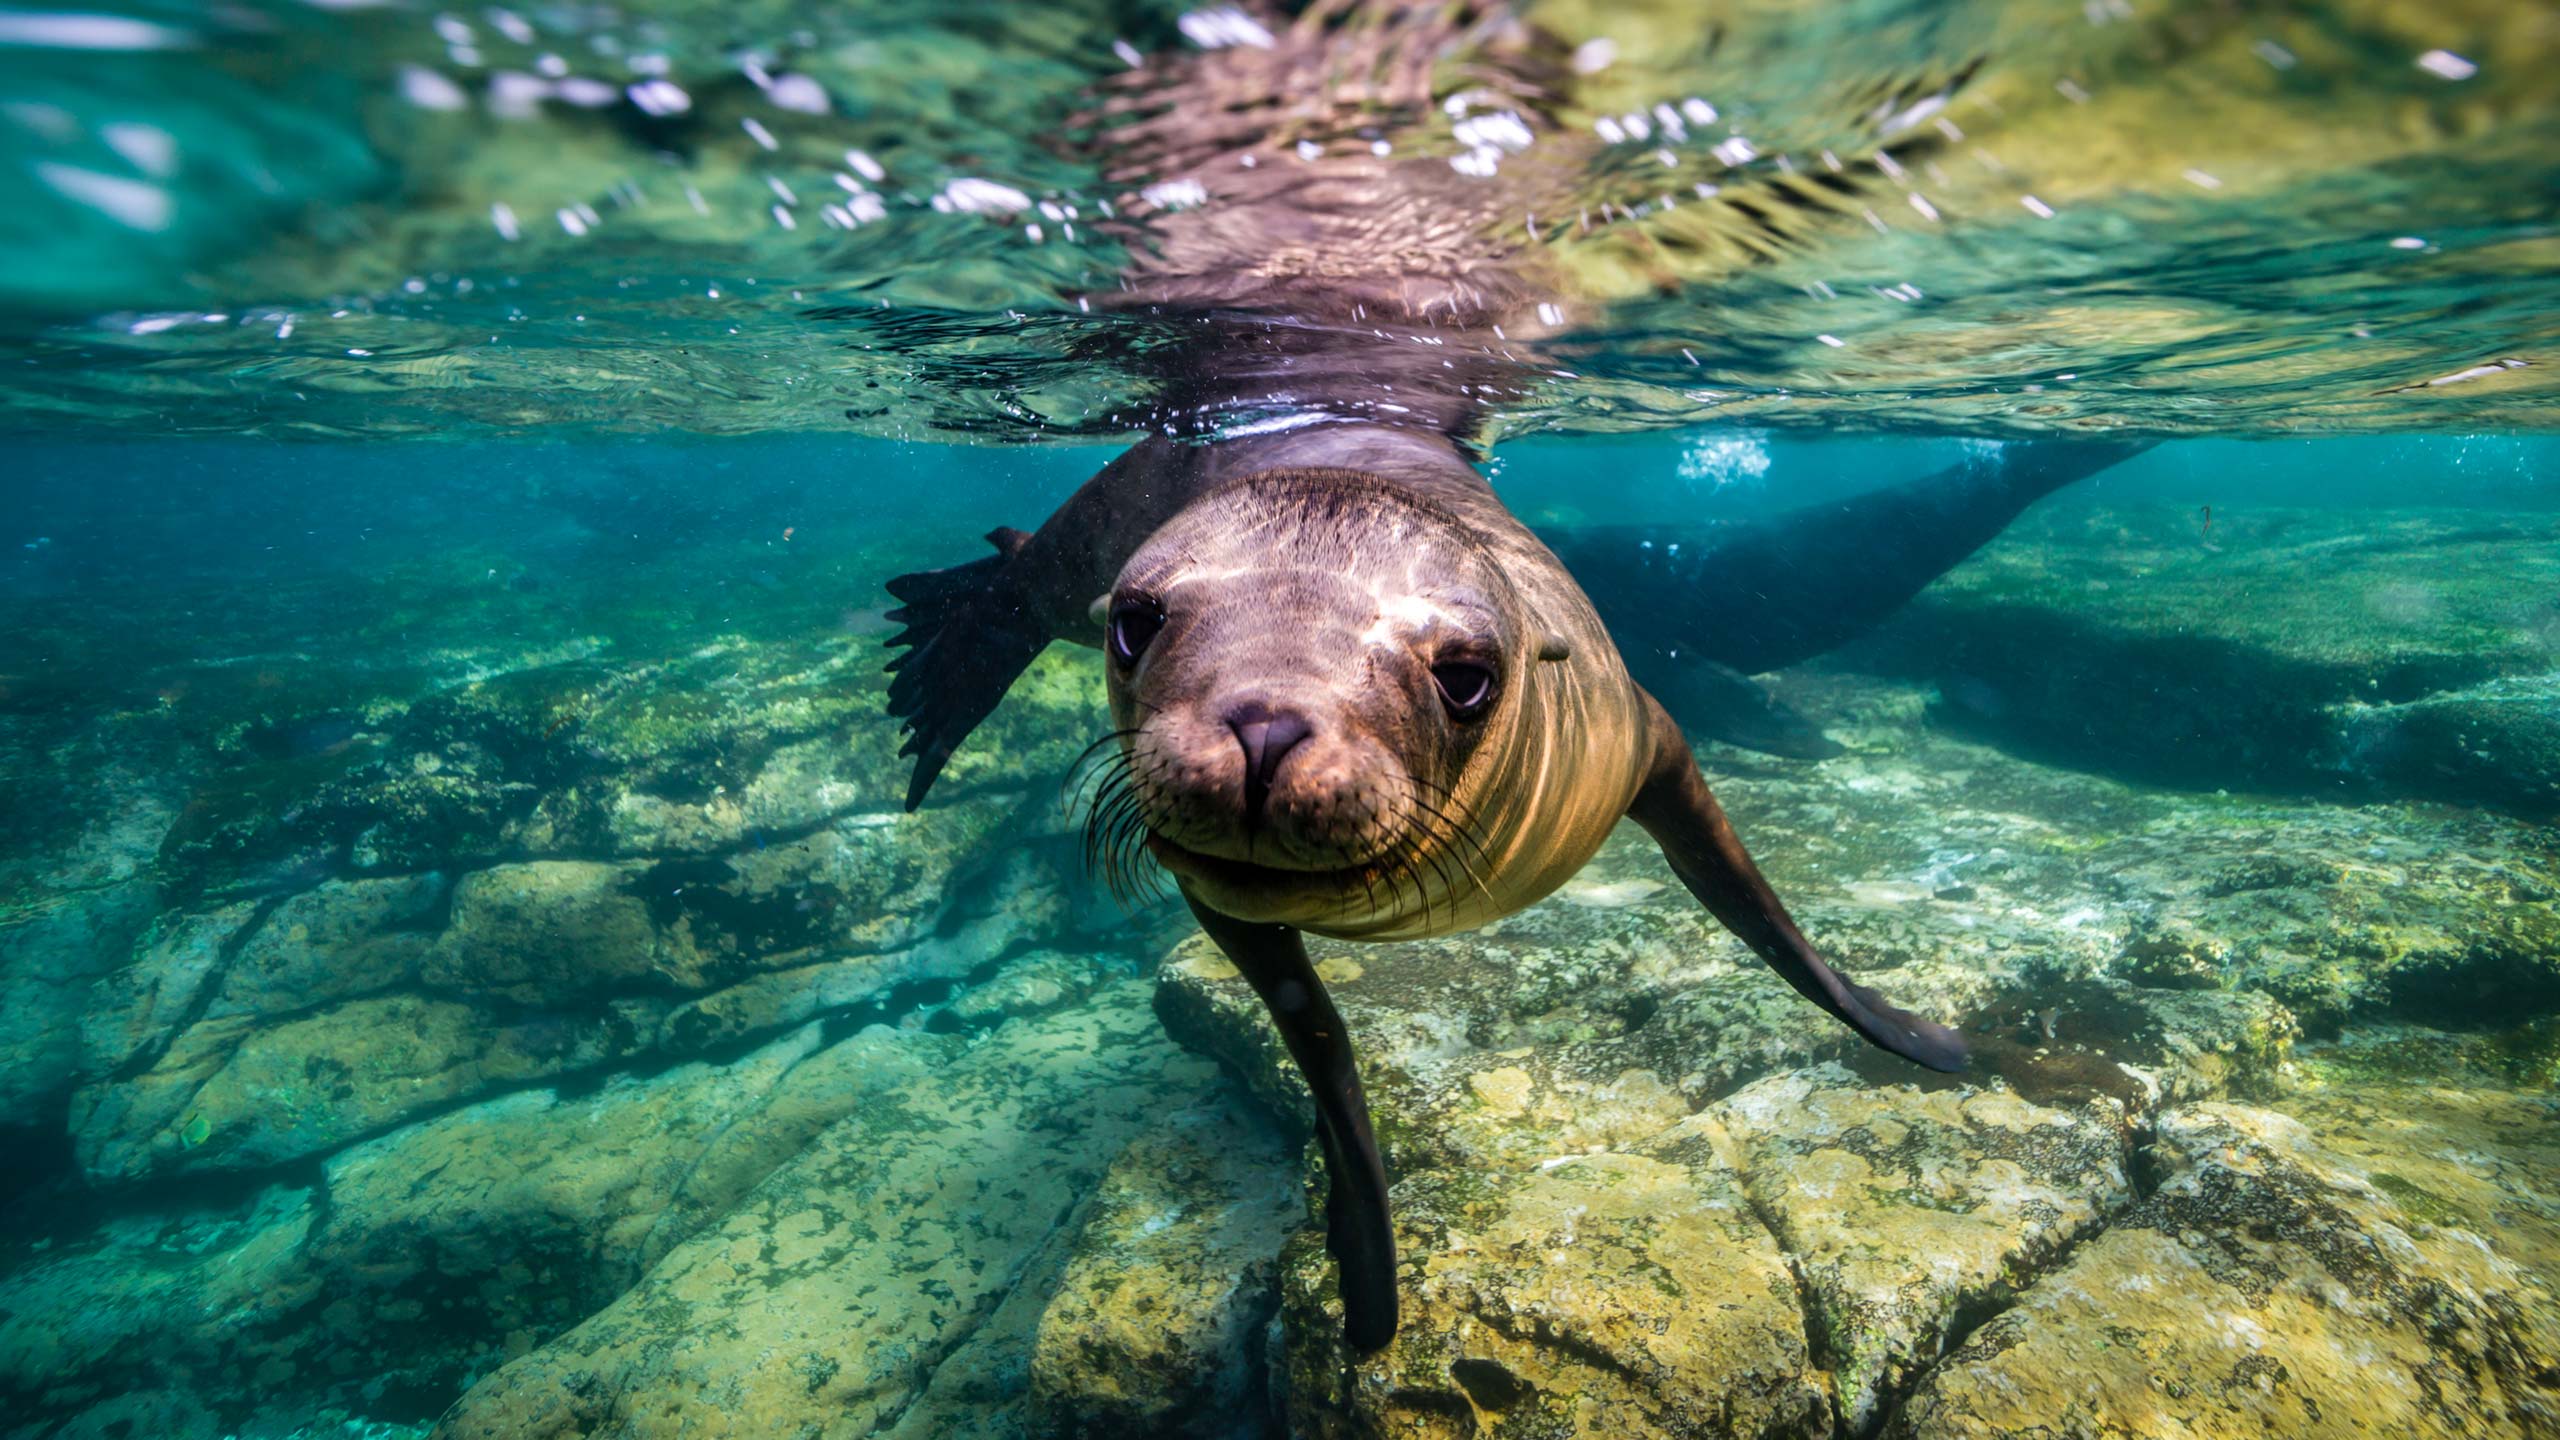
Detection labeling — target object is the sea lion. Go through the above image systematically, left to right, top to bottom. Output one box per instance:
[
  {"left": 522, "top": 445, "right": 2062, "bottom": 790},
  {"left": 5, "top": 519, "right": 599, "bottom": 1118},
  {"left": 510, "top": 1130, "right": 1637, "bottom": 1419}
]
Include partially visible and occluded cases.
[
  {"left": 874, "top": 0, "right": 2005, "bottom": 1357},
  {"left": 882, "top": 420, "right": 1966, "bottom": 1351},
  {"left": 1540, "top": 439, "right": 2156, "bottom": 757}
]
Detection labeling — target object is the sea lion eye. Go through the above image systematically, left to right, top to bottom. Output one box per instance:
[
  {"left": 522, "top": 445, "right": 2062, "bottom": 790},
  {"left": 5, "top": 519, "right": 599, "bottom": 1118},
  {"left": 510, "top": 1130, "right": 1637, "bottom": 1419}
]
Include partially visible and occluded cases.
[
  {"left": 1108, "top": 596, "right": 1164, "bottom": 665},
  {"left": 1430, "top": 659, "right": 1496, "bottom": 718}
]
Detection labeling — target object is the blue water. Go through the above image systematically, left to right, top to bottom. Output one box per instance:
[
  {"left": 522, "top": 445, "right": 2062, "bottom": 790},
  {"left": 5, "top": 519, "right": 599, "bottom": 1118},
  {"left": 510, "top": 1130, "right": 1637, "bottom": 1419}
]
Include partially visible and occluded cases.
[{"left": 3, "top": 2, "right": 2557, "bottom": 1437}]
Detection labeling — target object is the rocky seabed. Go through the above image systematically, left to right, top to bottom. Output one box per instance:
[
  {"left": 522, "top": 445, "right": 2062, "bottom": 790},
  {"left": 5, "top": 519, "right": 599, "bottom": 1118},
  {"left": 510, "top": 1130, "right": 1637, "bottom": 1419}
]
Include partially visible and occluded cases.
[{"left": 5, "top": 505, "right": 2560, "bottom": 1439}]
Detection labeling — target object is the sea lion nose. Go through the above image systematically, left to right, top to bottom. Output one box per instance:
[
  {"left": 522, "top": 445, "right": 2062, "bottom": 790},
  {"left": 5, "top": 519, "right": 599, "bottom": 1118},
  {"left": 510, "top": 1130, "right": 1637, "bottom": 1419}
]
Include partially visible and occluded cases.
[{"left": 1227, "top": 700, "right": 1314, "bottom": 820}]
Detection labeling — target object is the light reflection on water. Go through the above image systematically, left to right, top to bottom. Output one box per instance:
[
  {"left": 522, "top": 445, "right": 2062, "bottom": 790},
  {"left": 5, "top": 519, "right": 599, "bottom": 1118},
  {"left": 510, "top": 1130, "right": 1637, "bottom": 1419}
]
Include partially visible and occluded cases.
[{"left": 0, "top": 0, "right": 2551, "bottom": 441}]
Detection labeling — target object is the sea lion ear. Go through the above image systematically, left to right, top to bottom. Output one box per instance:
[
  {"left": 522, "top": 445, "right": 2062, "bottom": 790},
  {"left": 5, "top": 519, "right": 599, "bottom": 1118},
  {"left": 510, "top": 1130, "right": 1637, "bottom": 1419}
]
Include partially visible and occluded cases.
[
  {"left": 1087, "top": 594, "right": 1111, "bottom": 628},
  {"left": 1537, "top": 632, "right": 1572, "bottom": 663}
]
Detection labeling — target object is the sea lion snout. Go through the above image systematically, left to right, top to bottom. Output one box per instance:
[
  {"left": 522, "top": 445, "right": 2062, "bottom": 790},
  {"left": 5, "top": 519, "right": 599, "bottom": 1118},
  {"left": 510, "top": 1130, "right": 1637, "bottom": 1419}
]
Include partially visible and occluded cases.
[
  {"left": 1136, "top": 684, "right": 1412, "bottom": 876},
  {"left": 1225, "top": 698, "right": 1314, "bottom": 823}
]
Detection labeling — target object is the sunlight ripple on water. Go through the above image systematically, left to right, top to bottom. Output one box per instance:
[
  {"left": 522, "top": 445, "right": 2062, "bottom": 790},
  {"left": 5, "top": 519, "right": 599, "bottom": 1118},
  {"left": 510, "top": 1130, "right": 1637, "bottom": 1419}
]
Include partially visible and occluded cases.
[{"left": 0, "top": 0, "right": 2549, "bottom": 441}]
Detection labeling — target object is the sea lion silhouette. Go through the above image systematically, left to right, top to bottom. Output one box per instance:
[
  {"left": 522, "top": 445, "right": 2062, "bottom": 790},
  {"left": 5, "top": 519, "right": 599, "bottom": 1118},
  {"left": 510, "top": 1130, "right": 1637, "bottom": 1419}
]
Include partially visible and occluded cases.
[{"left": 1541, "top": 439, "right": 2152, "bottom": 756}]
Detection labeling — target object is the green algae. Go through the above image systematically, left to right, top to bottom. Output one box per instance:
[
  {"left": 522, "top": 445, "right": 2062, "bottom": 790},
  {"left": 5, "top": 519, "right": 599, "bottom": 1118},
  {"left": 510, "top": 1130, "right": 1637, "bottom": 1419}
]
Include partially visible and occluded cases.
[{"left": 2368, "top": 1171, "right": 2475, "bottom": 1229}]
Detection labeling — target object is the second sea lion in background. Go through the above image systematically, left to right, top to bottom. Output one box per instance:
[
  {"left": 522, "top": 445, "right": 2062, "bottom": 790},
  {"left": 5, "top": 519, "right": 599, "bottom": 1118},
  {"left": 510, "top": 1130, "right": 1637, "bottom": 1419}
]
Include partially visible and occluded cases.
[{"left": 1541, "top": 439, "right": 2155, "bottom": 756}]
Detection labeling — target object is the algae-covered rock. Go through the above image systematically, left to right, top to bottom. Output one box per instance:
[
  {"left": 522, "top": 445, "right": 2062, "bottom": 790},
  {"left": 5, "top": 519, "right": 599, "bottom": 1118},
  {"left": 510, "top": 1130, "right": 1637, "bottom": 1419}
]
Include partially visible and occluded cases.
[
  {"left": 1850, "top": 504, "right": 2560, "bottom": 811},
  {"left": 1676, "top": 668, "right": 2560, "bottom": 1037},
  {"left": 2337, "top": 670, "right": 2560, "bottom": 817},
  {"left": 0, "top": 763, "right": 170, "bottom": 1112},
  {"left": 75, "top": 782, "right": 1102, "bottom": 1185},
  {"left": 1152, "top": 800, "right": 2314, "bottom": 1438},
  {"left": 424, "top": 860, "right": 677, "bottom": 1001},
  {"left": 0, "top": 872, "right": 161, "bottom": 1114},
  {"left": 207, "top": 872, "right": 450, "bottom": 1019},
  {"left": 1155, "top": 882, "right": 1998, "bottom": 1179},
  {"left": 77, "top": 900, "right": 258, "bottom": 1077},
  {"left": 948, "top": 949, "right": 1125, "bottom": 1030},
  {"left": 432, "top": 980, "right": 1218, "bottom": 1440},
  {"left": 70, "top": 992, "right": 652, "bottom": 1181},
  {"left": 2, "top": 1010, "right": 978, "bottom": 1436},
  {"left": 304, "top": 1022, "right": 924, "bottom": 1341},
  {"left": 1710, "top": 1064, "right": 2132, "bottom": 1433},
  {"left": 1028, "top": 1092, "right": 1299, "bottom": 1438},
  {"left": 1895, "top": 1098, "right": 2560, "bottom": 1439},
  {"left": 1283, "top": 1121, "right": 1827, "bottom": 1440},
  {"left": 876, "top": 1177, "right": 1106, "bottom": 1440},
  {"left": 0, "top": 1183, "right": 325, "bottom": 1426}
]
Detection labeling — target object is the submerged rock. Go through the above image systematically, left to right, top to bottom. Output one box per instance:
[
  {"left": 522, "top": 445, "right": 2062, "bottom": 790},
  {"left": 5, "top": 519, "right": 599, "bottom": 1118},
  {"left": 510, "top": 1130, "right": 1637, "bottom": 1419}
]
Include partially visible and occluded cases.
[
  {"left": 1850, "top": 504, "right": 2560, "bottom": 814},
  {"left": 1678, "top": 669, "right": 2560, "bottom": 1039},
  {"left": 2340, "top": 669, "right": 2560, "bottom": 824},
  {"left": 0, "top": 767, "right": 175, "bottom": 1116},
  {"left": 69, "top": 784, "right": 1103, "bottom": 1184},
  {"left": 1156, "top": 825, "right": 2311, "bottom": 1437},
  {"left": 425, "top": 861, "right": 667, "bottom": 1000},
  {"left": 209, "top": 872, "right": 450, "bottom": 1018},
  {"left": 0, "top": 879, "right": 161, "bottom": 1119},
  {"left": 78, "top": 900, "right": 258, "bottom": 1077},
  {"left": 2, "top": 947, "right": 1127, "bottom": 1438},
  {"left": 432, "top": 980, "right": 1217, "bottom": 1440},
  {"left": 71, "top": 991, "right": 649, "bottom": 1182},
  {"left": 1711, "top": 1065, "right": 2131, "bottom": 1433},
  {"left": 1028, "top": 1092, "right": 1299, "bottom": 1438},
  {"left": 1895, "top": 1096, "right": 2560, "bottom": 1439},
  {"left": 1284, "top": 1127, "right": 1829, "bottom": 1440},
  {"left": 0, "top": 1182, "right": 325, "bottom": 1431}
]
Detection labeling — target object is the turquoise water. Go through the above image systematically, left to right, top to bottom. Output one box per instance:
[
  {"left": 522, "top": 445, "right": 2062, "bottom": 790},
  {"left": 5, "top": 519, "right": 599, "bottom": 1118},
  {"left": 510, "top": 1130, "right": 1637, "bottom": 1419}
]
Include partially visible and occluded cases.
[{"left": 4, "top": 2, "right": 2559, "bottom": 1438}]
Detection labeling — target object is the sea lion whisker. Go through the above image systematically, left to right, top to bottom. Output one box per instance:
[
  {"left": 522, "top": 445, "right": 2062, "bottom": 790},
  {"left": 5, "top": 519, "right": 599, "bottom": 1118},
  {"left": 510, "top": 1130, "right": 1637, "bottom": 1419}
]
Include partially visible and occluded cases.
[
  {"left": 1065, "top": 727, "right": 1146, "bottom": 782},
  {"left": 1063, "top": 750, "right": 1138, "bottom": 825},
  {"left": 1072, "top": 761, "right": 1158, "bottom": 903},
  {"left": 1405, "top": 773, "right": 1495, "bottom": 863},
  {"left": 1399, "top": 777, "right": 1493, "bottom": 871},
  {"left": 1399, "top": 783, "right": 1496, "bottom": 897},
  {"left": 1093, "top": 787, "right": 1165, "bottom": 907},
  {"left": 1405, "top": 792, "right": 1499, "bottom": 907},
  {"left": 1420, "top": 800, "right": 1496, "bottom": 893},
  {"left": 1374, "top": 837, "right": 1436, "bottom": 932}
]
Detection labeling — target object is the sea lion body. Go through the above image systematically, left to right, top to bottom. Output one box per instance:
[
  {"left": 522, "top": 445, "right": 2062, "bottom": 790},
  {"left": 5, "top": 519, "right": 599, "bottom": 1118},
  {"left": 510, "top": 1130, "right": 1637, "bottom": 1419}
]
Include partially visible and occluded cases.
[
  {"left": 876, "top": 1, "right": 1973, "bottom": 1357},
  {"left": 885, "top": 421, "right": 1968, "bottom": 1349}
]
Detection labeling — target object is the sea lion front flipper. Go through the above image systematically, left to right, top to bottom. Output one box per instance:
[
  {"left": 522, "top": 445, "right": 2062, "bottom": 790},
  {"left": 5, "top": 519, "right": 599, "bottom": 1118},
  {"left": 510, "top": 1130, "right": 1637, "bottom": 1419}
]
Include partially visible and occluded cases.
[
  {"left": 883, "top": 527, "right": 1046, "bottom": 811},
  {"left": 1651, "top": 657, "right": 1845, "bottom": 760},
  {"left": 1625, "top": 691, "right": 1967, "bottom": 1072},
  {"left": 1183, "top": 893, "right": 1399, "bottom": 1351}
]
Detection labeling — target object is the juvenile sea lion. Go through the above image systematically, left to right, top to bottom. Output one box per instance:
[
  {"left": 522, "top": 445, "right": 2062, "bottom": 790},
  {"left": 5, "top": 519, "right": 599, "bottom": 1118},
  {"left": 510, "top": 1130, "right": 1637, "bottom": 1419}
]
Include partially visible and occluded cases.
[
  {"left": 876, "top": 0, "right": 1998, "bottom": 1356},
  {"left": 883, "top": 420, "right": 1965, "bottom": 1351}
]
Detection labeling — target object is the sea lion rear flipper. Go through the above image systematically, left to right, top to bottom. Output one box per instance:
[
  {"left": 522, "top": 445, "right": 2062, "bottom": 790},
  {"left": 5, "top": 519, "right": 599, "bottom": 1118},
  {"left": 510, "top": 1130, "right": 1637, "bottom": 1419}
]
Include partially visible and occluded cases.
[
  {"left": 883, "top": 527, "right": 1047, "bottom": 810},
  {"left": 1648, "top": 657, "right": 1844, "bottom": 760},
  {"left": 1625, "top": 691, "right": 1967, "bottom": 1072},
  {"left": 1184, "top": 894, "right": 1399, "bottom": 1351}
]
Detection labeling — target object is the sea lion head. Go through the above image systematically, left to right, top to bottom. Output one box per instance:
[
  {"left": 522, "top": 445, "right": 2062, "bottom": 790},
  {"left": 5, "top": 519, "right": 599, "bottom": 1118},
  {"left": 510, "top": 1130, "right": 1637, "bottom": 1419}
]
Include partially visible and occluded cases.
[{"left": 1092, "top": 467, "right": 1544, "bottom": 930}]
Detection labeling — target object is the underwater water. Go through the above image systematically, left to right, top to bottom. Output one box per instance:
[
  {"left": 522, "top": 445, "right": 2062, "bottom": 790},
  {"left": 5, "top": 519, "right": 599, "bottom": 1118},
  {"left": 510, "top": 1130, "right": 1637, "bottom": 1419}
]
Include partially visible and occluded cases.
[{"left": 4, "top": 1, "right": 2559, "bottom": 1438}]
